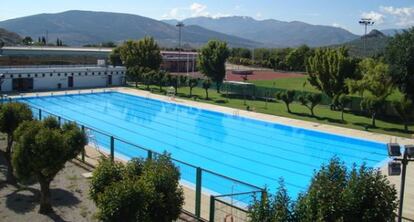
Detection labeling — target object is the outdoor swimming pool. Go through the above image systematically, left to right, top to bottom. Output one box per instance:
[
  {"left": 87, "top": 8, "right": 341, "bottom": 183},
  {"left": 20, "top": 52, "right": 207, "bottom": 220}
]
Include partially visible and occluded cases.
[{"left": 19, "top": 91, "right": 388, "bottom": 197}]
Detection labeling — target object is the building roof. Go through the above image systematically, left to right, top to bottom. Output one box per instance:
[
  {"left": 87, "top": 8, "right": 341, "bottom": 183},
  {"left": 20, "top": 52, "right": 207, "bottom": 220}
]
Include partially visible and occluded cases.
[{"left": 1, "top": 46, "right": 198, "bottom": 56}]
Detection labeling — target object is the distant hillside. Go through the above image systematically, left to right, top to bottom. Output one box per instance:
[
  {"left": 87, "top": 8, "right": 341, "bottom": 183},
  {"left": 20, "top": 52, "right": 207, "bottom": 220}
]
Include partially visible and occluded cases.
[
  {"left": 0, "top": 10, "right": 261, "bottom": 48},
  {"left": 163, "top": 16, "right": 359, "bottom": 47},
  {"left": 0, "top": 28, "right": 22, "bottom": 46},
  {"left": 380, "top": 28, "right": 405, "bottom": 36},
  {"left": 335, "top": 29, "right": 390, "bottom": 57}
]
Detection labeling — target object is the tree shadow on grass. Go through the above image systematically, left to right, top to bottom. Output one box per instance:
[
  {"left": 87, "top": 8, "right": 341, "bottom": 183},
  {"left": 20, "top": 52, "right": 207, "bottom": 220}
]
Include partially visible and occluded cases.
[
  {"left": 214, "top": 99, "right": 228, "bottom": 104},
  {"left": 290, "top": 111, "right": 350, "bottom": 125},
  {"left": 353, "top": 122, "right": 375, "bottom": 131},
  {"left": 382, "top": 127, "right": 413, "bottom": 135},
  {"left": 6, "top": 187, "right": 80, "bottom": 221}
]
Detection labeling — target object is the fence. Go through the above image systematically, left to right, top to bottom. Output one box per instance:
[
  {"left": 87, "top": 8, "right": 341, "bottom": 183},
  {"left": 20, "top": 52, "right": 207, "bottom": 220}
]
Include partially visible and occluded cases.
[{"left": 13, "top": 93, "right": 265, "bottom": 222}]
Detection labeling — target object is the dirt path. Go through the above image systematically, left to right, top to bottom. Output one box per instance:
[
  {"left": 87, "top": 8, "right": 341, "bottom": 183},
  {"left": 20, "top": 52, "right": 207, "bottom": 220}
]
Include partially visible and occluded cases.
[{"left": 0, "top": 152, "right": 97, "bottom": 222}]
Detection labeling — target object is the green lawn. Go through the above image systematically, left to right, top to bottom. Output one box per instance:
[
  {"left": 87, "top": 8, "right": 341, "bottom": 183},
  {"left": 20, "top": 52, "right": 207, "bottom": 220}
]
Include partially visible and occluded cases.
[
  {"left": 249, "top": 76, "right": 404, "bottom": 101},
  {"left": 130, "top": 84, "right": 413, "bottom": 138}
]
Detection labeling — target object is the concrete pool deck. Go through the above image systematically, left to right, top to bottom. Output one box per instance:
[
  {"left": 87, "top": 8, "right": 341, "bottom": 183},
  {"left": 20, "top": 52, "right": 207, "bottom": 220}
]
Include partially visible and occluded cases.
[{"left": 12, "top": 87, "right": 414, "bottom": 220}]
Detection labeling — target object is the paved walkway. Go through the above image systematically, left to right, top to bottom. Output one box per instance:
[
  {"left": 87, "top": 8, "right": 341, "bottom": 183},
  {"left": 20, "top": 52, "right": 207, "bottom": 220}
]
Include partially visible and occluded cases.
[{"left": 12, "top": 87, "right": 414, "bottom": 220}]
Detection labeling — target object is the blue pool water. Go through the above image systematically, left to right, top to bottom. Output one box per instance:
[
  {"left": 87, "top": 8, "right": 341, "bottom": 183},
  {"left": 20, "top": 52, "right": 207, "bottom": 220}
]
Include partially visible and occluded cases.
[{"left": 19, "top": 91, "right": 388, "bottom": 197}]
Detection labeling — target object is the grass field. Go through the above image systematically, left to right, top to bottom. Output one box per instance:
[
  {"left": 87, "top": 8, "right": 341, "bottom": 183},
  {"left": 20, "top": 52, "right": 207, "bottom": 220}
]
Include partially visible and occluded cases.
[
  {"left": 249, "top": 76, "right": 404, "bottom": 101},
  {"left": 131, "top": 84, "right": 413, "bottom": 138}
]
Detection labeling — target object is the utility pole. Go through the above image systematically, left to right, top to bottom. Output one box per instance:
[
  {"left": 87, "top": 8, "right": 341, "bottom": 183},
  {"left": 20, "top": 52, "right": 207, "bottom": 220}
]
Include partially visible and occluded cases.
[{"left": 358, "top": 18, "right": 374, "bottom": 56}]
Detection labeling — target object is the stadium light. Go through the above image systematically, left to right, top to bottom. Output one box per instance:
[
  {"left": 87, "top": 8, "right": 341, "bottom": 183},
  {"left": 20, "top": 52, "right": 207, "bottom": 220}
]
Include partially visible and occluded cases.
[
  {"left": 358, "top": 18, "right": 374, "bottom": 56},
  {"left": 176, "top": 22, "right": 185, "bottom": 73},
  {"left": 387, "top": 143, "right": 414, "bottom": 222},
  {"left": 388, "top": 143, "right": 402, "bottom": 157}
]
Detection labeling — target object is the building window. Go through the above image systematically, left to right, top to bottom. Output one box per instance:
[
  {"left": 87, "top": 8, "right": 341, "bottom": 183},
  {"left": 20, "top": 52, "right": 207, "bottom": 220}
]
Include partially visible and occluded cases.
[
  {"left": 111, "top": 71, "right": 113, "bottom": 74},
  {"left": 92, "top": 72, "right": 95, "bottom": 75},
  {"left": 42, "top": 73, "right": 45, "bottom": 77},
  {"left": 50, "top": 73, "right": 53, "bottom": 77},
  {"left": 57, "top": 73, "right": 61, "bottom": 76},
  {"left": 64, "top": 73, "right": 67, "bottom": 77},
  {"left": 72, "top": 73, "right": 74, "bottom": 76},
  {"left": 10, "top": 74, "right": 13, "bottom": 78},
  {"left": 18, "top": 74, "right": 22, "bottom": 78},
  {"left": 34, "top": 74, "right": 38, "bottom": 77}
]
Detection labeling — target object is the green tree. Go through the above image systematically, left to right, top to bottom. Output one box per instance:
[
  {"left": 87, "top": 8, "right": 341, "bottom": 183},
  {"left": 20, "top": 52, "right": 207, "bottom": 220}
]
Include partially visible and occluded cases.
[
  {"left": 385, "top": 28, "right": 414, "bottom": 102},
  {"left": 22, "top": 36, "right": 33, "bottom": 45},
  {"left": 118, "top": 37, "right": 162, "bottom": 87},
  {"left": 198, "top": 40, "right": 230, "bottom": 93},
  {"left": 285, "top": 45, "right": 312, "bottom": 71},
  {"left": 109, "top": 47, "right": 123, "bottom": 66},
  {"left": 306, "top": 47, "right": 356, "bottom": 100},
  {"left": 230, "top": 48, "right": 252, "bottom": 59},
  {"left": 347, "top": 58, "right": 393, "bottom": 127},
  {"left": 126, "top": 66, "right": 143, "bottom": 88},
  {"left": 142, "top": 69, "right": 155, "bottom": 90},
  {"left": 153, "top": 70, "right": 167, "bottom": 92},
  {"left": 166, "top": 74, "right": 179, "bottom": 95},
  {"left": 179, "top": 75, "right": 188, "bottom": 93},
  {"left": 188, "top": 78, "right": 200, "bottom": 97},
  {"left": 202, "top": 79, "right": 212, "bottom": 99},
  {"left": 275, "top": 90, "right": 295, "bottom": 113},
  {"left": 298, "top": 93, "right": 322, "bottom": 117},
  {"left": 332, "top": 94, "right": 351, "bottom": 122},
  {"left": 360, "top": 97, "right": 384, "bottom": 128},
  {"left": 392, "top": 97, "right": 413, "bottom": 132},
  {"left": 0, "top": 102, "right": 33, "bottom": 184},
  {"left": 12, "top": 117, "right": 87, "bottom": 214},
  {"left": 90, "top": 154, "right": 184, "bottom": 222},
  {"left": 142, "top": 154, "right": 184, "bottom": 221},
  {"left": 89, "top": 157, "right": 124, "bottom": 203},
  {"left": 294, "top": 158, "right": 347, "bottom": 222},
  {"left": 295, "top": 158, "right": 397, "bottom": 222},
  {"left": 342, "top": 164, "right": 397, "bottom": 222},
  {"left": 248, "top": 179, "right": 293, "bottom": 222},
  {"left": 271, "top": 179, "right": 293, "bottom": 222},
  {"left": 248, "top": 190, "right": 273, "bottom": 222}
]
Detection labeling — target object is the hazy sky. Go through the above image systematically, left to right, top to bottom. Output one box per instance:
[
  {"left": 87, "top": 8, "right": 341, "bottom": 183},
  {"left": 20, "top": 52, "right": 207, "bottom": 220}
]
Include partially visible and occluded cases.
[{"left": 2, "top": 0, "right": 414, "bottom": 34}]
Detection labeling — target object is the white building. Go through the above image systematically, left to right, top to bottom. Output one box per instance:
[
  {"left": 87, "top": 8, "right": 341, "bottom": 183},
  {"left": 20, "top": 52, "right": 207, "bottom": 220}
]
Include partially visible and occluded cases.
[{"left": 0, "top": 65, "right": 126, "bottom": 92}]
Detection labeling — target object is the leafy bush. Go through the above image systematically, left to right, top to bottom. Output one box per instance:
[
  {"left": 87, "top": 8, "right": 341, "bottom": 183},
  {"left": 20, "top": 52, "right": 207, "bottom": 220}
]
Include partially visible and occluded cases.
[
  {"left": 90, "top": 154, "right": 184, "bottom": 222},
  {"left": 249, "top": 158, "right": 397, "bottom": 222}
]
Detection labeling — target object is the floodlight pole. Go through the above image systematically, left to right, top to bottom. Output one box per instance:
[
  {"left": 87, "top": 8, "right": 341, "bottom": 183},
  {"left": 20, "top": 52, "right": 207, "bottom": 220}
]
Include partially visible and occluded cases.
[
  {"left": 358, "top": 18, "right": 374, "bottom": 56},
  {"left": 176, "top": 22, "right": 184, "bottom": 73},
  {"left": 176, "top": 22, "right": 184, "bottom": 89}
]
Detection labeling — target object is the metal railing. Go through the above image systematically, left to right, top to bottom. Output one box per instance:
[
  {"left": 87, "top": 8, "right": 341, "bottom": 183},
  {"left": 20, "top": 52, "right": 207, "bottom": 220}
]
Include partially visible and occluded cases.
[{"left": 11, "top": 92, "right": 265, "bottom": 221}]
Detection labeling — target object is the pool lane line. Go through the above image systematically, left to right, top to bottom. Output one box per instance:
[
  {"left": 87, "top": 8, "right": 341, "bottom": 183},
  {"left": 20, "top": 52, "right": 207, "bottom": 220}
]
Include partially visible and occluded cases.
[{"left": 24, "top": 97, "right": 309, "bottom": 189}]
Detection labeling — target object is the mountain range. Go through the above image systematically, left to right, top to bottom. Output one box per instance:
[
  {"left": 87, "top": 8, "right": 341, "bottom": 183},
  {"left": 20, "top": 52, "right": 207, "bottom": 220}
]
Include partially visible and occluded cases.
[
  {"left": 0, "top": 10, "right": 261, "bottom": 48},
  {"left": 0, "top": 10, "right": 401, "bottom": 49},
  {"left": 163, "top": 16, "right": 360, "bottom": 47},
  {"left": 0, "top": 28, "right": 22, "bottom": 46},
  {"left": 333, "top": 29, "right": 390, "bottom": 57}
]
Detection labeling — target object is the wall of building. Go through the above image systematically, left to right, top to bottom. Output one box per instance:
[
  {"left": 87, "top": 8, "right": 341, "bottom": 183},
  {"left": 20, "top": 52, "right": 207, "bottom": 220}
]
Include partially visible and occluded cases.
[{"left": 0, "top": 66, "right": 126, "bottom": 92}]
